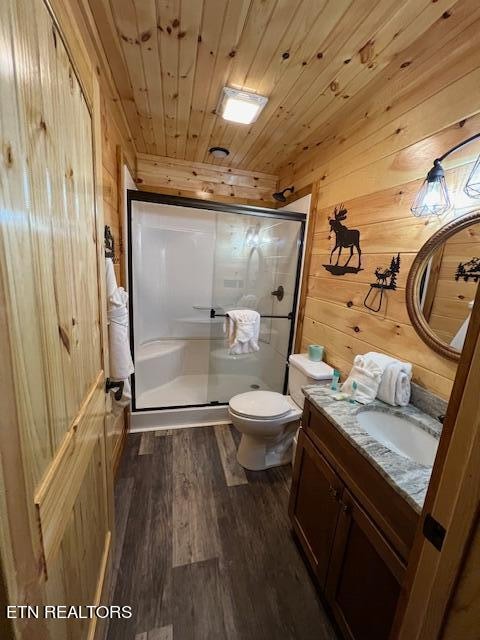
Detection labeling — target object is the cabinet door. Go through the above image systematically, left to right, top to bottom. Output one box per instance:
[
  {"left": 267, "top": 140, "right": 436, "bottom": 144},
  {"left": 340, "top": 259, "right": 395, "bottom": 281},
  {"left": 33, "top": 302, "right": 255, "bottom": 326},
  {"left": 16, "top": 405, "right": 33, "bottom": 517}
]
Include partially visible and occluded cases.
[
  {"left": 289, "top": 429, "right": 343, "bottom": 585},
  {"left": 326, "top": 489, "right": 405, "bottom": 640}
]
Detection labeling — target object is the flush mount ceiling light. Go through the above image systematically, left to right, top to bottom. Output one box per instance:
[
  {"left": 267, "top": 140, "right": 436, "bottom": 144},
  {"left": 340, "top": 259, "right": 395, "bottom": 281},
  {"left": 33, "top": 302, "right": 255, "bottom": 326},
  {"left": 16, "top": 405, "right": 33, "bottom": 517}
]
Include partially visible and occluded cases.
[
  {"left": 218, "top": 87, "right": 268, "bottom": 124},
  {"left": 412, "top": 132, "right": 480, "bottom": 217},
  {"left": 208, "top": 146, "right": 230, "bottom": 159}
]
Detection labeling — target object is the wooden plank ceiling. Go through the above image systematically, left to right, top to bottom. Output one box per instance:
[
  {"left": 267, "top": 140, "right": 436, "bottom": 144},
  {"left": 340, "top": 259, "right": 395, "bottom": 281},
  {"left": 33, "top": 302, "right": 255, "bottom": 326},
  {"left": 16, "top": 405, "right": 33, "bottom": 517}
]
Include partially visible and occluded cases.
[{"left": 89, "top": 0, "right": 460, "bottom": 175}]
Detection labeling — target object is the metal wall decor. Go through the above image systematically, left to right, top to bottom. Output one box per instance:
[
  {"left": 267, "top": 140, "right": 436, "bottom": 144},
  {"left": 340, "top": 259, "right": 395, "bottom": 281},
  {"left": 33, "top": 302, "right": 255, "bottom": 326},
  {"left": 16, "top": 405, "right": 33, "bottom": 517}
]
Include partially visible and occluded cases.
[
  {"left": 323, "top": 205, "right": 362, "bottom": 275},
  {"left": 105, "top": 225, "right": 116, "bottom": 261},
  {"left": 364, "top": 253, "right": 401, "bottom": 312},
  {"left": 455, "top": 257, "right": 480, "bottom": 282}
]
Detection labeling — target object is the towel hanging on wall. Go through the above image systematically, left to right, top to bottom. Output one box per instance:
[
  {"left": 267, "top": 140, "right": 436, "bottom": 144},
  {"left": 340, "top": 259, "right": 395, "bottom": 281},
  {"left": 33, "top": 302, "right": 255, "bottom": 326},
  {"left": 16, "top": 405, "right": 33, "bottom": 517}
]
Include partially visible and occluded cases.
[{"left": 106, "top": 257, "right": 134, "bottom": 409}]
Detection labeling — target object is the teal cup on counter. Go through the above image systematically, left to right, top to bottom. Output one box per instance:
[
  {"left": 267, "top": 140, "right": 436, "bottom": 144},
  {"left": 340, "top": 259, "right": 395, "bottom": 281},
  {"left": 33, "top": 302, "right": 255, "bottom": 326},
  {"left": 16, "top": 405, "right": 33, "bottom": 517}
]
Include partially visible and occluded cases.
[{"left": 308, "top": 344, "right": 324, "bottom": 362}]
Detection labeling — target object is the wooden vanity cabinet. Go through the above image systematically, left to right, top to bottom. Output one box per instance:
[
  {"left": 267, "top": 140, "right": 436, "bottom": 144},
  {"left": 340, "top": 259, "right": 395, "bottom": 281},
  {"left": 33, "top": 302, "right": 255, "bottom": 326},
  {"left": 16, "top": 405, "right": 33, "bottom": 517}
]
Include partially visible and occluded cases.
[
  {"left": 290, "top": 399, "right": 411, "bottom": 640},
  {"left": 301, "top": 399, "right": 418, "bottom": 561},
  {"left": 289, "top": 429, "right": 342, "bottom": 585},
  {"left": 325, "top": 489, "right": 404, "bottom": 640}
]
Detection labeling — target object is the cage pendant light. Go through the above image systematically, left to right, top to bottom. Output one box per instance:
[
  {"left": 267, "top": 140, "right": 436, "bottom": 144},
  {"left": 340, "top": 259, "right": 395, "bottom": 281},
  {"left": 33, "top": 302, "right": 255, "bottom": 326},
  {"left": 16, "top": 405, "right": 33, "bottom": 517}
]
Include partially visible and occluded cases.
[
  {"left": 411, "top": 132, "right": 480, "bottom": 217},
  {"left": 464, "top": 153, "right": 480, "bottom": 199},
  {"left": 411, "top": 160, "right": 451, "bottom": 217}
]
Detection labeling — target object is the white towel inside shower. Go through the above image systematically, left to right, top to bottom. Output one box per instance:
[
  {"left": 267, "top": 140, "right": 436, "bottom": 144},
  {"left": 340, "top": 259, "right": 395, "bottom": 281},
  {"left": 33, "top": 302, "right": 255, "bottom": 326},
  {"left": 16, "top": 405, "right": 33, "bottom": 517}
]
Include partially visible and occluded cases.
[
  {"left": 106, "top": 258, "right": 134, "bottom": 407},
  {"left": 224, "top": 309, "right": 260, "bottom": 355}
]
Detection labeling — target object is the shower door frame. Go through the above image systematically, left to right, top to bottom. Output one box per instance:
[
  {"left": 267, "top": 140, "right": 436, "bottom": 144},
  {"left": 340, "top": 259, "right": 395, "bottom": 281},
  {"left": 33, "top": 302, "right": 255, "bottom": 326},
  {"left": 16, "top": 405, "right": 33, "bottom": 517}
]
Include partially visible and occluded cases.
[{"left": 127, "top": 189, "right": 306, "bottom": 412}]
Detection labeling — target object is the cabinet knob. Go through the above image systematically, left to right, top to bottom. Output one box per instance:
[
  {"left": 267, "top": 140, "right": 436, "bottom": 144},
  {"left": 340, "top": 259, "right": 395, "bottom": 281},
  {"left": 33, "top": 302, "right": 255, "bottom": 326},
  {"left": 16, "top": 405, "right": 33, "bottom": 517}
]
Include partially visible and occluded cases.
[
  {"left": 328, "top": 486, "right": 339, "bottom": 499},
  {"left": 341, "top": 502, "right": 351, "bottom": 514}
]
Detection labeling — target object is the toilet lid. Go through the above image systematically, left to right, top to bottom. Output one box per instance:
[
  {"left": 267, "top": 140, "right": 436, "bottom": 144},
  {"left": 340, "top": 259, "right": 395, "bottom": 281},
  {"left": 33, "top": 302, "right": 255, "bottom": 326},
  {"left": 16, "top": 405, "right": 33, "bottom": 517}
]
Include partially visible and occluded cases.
[{"left": 229, "top": 391, "right": 292, "bottom": 419}]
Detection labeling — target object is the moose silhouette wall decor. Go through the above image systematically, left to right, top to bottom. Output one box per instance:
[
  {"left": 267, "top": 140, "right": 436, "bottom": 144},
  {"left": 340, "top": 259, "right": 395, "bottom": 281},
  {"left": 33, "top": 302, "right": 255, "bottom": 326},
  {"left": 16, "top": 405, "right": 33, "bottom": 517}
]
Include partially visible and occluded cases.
[
  {"left": 323, "top": 205, "right": 362, "bottom": 275},
  {"left": 364, "top": 253, "right": 401, "bottom": 313}
]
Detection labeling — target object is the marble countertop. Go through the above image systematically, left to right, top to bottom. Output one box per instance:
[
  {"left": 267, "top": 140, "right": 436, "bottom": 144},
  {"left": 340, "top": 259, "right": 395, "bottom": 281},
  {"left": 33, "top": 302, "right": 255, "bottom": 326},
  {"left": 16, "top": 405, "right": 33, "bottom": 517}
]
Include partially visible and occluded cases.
[{"left": 302, "top": 385, "right": 443, "bottom": 513}]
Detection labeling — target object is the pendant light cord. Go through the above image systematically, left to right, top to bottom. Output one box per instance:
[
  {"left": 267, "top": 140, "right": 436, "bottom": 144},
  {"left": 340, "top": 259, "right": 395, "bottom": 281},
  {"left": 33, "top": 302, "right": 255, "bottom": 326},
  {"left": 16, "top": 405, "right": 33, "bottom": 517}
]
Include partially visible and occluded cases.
[{"left": 437, "top": 131, "right": 480, "bottom": 163}]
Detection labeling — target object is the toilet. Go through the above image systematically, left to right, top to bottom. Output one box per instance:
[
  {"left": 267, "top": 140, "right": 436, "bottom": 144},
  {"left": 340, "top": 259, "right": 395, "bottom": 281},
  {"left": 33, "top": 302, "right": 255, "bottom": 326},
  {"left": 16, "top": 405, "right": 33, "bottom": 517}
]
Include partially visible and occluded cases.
[{"left": 229, "top": 354, "right": 334, "bottom": 470}]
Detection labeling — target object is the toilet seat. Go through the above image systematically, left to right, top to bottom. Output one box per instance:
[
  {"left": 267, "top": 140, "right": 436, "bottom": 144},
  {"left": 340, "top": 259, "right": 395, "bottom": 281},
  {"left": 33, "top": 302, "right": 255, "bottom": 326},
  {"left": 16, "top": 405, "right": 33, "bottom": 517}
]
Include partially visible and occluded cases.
[{"left": 229, "top": 390, "right": 293, "bottom": 419}]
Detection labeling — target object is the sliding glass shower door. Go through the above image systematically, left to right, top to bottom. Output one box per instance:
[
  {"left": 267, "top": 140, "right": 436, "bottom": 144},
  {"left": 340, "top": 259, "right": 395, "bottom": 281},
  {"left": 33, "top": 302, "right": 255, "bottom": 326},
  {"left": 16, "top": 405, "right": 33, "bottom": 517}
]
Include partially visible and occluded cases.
[
  {"left": 128, "top": 193, "right": 304, "bottom": 411},
  {"left": 206, "top": 211, "right": 303, "bottom": 404}
]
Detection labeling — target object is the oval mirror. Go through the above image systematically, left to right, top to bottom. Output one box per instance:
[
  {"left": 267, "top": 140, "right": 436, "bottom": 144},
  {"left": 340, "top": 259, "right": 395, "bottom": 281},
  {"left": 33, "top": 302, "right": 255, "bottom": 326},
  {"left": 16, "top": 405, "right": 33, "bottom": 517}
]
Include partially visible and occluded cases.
[{"left": 406, "top": 211, "right": 480, "bottom": 360}]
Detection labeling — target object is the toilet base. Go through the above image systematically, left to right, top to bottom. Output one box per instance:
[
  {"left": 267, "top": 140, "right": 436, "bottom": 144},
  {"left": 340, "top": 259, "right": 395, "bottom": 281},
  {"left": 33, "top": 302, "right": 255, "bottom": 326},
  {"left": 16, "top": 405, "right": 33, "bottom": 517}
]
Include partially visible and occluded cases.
[{"left": 236, "top": 422, "right": 298, "bottom": 471}]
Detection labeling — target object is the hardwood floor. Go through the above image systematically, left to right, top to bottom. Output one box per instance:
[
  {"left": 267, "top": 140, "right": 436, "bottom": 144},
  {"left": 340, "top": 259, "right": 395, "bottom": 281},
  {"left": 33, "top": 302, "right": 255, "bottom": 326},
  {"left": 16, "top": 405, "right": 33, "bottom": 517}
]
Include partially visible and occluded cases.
[{"left": 106, "top": 425, "right": 338, "bottom": 640}]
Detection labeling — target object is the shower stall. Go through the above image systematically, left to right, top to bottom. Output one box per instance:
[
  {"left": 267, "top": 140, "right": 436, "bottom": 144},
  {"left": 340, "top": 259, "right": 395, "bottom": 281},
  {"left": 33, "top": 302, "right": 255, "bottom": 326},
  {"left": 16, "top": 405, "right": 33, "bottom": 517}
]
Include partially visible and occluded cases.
[{"left": 128, "top": 192, "right": 305, "bottom": 419}]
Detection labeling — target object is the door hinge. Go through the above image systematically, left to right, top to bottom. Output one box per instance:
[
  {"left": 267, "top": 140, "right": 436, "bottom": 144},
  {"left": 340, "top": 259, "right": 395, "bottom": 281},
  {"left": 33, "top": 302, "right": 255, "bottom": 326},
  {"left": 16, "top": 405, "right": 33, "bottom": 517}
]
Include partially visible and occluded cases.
[
  {"left": 105, "top": 377, "right": 124, "bottom": 401},
  {"left": 423, "top": 513, "right": 446, "bottom": 551}
]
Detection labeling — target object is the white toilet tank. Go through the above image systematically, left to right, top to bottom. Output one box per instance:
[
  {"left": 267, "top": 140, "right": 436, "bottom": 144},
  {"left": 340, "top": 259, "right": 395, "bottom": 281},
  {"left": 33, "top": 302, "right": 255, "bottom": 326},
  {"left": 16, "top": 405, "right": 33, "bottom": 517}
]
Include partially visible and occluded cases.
[{"left": 288, "top": 354, "right": 334, "bottom": 408}]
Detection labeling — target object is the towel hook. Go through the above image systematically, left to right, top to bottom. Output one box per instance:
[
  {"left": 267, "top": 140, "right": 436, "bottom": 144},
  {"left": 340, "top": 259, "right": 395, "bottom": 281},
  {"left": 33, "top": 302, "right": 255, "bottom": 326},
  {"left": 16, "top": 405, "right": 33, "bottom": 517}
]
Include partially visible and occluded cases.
[{"left": 105, "top": 225, "right": 118, "bottom": 262}]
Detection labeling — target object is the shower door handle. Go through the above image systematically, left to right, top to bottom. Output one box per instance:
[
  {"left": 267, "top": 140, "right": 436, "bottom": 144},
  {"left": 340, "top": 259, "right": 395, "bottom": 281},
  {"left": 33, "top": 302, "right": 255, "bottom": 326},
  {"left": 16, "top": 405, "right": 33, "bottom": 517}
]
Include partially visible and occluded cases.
[{"left": 271, "top": 285, "right": 284, "bottom": 301}]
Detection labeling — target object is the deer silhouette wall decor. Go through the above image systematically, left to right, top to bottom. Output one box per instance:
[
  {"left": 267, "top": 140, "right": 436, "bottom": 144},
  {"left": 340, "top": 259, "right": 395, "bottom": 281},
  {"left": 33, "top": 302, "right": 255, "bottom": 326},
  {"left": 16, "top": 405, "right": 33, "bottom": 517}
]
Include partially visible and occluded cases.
[
  {"left": 323, "top": 205, "right": 362, "bottom": 276},
  {"left": 364, "top": 253, "right": 401, "bottom": 312}
]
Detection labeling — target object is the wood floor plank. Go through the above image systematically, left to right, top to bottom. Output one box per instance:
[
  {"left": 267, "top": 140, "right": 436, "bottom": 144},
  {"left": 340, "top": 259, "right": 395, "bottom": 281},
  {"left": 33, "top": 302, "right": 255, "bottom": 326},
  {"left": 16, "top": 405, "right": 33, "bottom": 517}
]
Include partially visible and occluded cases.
[
  {"left": 214, "top": 424, "right": 248, "bottom": 487},
  {"left": 109, "top": 427, "right": 338, "bottom": 639},
  {"left": 172, "top": 428, "right": 222, "bottom": 567},
  {"left": 155, "top": 429, "right": 175, "bottom": 437},
  {"left": 139, "top": 431, "right": 155, "bottom": 455},
  {"left": 117, "top": 433, "right": 141, "bottom": 477},
  {"left": 107, "top": 435, "right": 173, "bottom": 639},
  {"left": 215, "top": 463, "right": 337, "bottom": 639},
  {"left": 108, "top": 476, "right": 134, "bottom": 601},
  {"left": 172, "top": 558, "right": 237, "bottom": 640},
  {"left": 148, "top": 624, "right": 173, "bottom": 640}
]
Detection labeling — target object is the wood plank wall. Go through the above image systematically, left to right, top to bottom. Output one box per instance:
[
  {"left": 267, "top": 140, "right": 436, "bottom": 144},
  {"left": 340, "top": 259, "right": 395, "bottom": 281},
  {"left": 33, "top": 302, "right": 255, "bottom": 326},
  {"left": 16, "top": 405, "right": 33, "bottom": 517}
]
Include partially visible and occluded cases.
[
  {"left": 61, "top": 0, "right": 137, "bottom": 469},
  {"left": 278, "top": 1, "right": 480, "bottom": 195},
  {"left": 282, "top": 5, "right": 480, "bottom": 400},
  {"left": 100, "top": 93, "right": 130, "bottom": 470},
  {"left": 101, "top": 95, "right": 124, "bottom": 286},
  {"left": 136, "top": 153, "right": 279, "bottom": 206},
  {"left": 298, "top": 160, "right": 480, "bottom": 399}
]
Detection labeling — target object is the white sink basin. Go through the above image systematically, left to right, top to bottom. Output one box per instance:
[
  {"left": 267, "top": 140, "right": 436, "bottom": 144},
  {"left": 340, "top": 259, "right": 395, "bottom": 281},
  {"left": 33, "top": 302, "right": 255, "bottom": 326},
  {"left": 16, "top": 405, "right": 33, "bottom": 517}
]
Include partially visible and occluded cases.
[{"left": 356, "top": 410, "right": 438, "bottom": 467}]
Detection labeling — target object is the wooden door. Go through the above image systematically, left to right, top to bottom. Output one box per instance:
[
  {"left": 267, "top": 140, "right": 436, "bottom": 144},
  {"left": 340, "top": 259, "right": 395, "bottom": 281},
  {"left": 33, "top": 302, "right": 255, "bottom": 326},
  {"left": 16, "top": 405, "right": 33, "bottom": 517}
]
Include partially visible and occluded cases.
[
  {"left": 0, "top": 1, "right": 113, "bottom": 638},
  {"left": 289, "top": 429, "right": 342, "bottom": 585},
  {"left": 325, "top": 489, "right": 405, "bottom": 640}
]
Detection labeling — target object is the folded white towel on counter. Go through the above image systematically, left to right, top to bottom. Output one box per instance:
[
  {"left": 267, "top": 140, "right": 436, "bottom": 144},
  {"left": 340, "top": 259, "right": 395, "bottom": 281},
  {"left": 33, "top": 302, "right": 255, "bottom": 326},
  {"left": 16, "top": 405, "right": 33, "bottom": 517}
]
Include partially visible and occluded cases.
[
  {"left": 224, "top": 309, "right": 260, "bottom": 355},
  {"left": 364, "top": 352, "right": 412, "bottom": 406},
  {"left": 341, "top": 355, "right": 383, "bottom": 404}
]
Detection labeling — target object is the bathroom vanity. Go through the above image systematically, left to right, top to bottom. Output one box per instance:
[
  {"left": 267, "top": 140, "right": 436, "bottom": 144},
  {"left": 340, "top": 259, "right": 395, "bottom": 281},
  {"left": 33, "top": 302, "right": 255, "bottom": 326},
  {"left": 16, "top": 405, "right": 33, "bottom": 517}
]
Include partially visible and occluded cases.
[{"left": 289, "top": 386, "right": 443, "bottom": 640}]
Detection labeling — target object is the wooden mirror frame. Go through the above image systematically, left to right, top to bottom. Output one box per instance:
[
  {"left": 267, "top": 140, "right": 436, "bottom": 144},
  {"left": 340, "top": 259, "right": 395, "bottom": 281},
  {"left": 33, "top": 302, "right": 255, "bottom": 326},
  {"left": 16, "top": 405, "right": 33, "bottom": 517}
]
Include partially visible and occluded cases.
[{"left": 406, "top": 210, "right": 480, "bottom": 361}]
